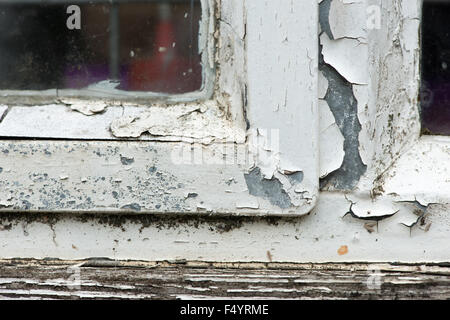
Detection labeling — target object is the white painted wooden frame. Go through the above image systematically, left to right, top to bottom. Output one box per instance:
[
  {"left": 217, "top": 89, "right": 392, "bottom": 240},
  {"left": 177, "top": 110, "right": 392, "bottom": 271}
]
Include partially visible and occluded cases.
[
  {"left": 0, "top": 0, "right": 319, "bottom": 217},
  {"left": 322, "top": 0, "right": 449, "bottom": 206},
  {"left": 359, "top": 0, "right": 450, "bottom": 207},
  {"left": 376, "top": 0, "right": 450, "bottom": 206}
]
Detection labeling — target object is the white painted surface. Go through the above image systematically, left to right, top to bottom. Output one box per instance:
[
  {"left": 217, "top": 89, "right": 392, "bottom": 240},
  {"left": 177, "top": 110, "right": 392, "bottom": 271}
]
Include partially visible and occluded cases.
[
  {"left": 0, "top": 0, "right": 449, "bottom": 263},
  {"left": 0, "top": 0, "right": 319, "bottom": 217},
  {"left": 246, "top": 0, "right": 319, "bottom": 211},
  {"left": 361, "top": 0, "right": 422, "bottom": 190},
  {"left": 383, "top": 136, "right": 450, "bottom": 205},
  {"left": 0, "top": 140, "right": 306, "bottom": 216},
  {"left": 0, "top": 192, "right": 448, "bottom": 263}
]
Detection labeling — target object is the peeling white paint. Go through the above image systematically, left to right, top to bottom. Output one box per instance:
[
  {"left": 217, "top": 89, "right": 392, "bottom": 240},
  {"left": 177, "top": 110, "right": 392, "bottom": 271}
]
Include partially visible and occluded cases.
[
  {"left": 0, "top": 0, "right": 448, "bottom": 265},
  {"left": 245, "top": 0, "right": 319, "bottom": 214},
  {"left": 321, "top": 0, "right": 423, "bottom": 195},
  {"left": 329, "top": 0, "right": 367, "bottom": 40},
  {"left": 362, "top": 0, "right": 422, "bottom": 189},
  {"left": 320, "top": 33, "right": 368, "bottom": 85},
  {"left": 318, "top": 71, "right": 329, "bottom": 99},
  {"left": 353, "top": 84, "right": 371, "bottom": 167},
  {"left": 63, "top": 99, "right": 108, "bottom": 116},
  {"left": 319, "top": 100, "right": 345, "bottom": 178},
  {"left": 110, "top": 101, "right": 245, "bottom": 143},
  {"left": 0, "top": 192, "right": 449, "bottom": 263},
  {"left": 345, "top": 194, "right": 399, "bottom": 219},
  {"left": 235, "top": 199, "right": 259, "bottom": 210}
]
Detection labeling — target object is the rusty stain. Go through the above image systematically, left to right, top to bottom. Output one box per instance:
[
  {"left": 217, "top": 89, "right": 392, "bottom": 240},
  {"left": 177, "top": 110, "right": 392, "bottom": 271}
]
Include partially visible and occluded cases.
[{"left": 338, "top": 245, "right": 348, "bottom": 256}]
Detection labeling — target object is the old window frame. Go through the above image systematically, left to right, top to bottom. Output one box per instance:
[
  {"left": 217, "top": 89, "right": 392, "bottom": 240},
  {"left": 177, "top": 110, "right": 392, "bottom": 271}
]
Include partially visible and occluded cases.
[
  {"left": 0, "top": 0, "right": 319, "bottom": 217},
  {"left": 0, "top": 0, "right": 215, "bottom": 103},
  {"left": 321, "top": 0, "right": 450, "bottom": 207},
  {"left": 378, "top": 0, "right": 450, "bottom": 206}
]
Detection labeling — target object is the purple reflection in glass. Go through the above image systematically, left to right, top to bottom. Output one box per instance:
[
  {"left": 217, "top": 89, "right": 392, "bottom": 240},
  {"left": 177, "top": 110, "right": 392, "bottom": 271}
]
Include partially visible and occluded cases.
[
  {"left": 421, "top": 0, "right": 450, "bottom": 135},
  {"left": 0, "top": 1, "right": 202, "bottom": 94}
]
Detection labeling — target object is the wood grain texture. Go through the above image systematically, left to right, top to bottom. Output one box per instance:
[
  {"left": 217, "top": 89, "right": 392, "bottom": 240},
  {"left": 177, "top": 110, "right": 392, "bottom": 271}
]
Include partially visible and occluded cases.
[{"left": 0, "top": 259, "right": 449, "bottom": 299}]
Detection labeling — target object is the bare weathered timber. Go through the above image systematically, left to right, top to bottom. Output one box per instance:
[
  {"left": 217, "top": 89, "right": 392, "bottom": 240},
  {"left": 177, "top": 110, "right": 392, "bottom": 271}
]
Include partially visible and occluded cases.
[{"left": 0, "top": 260, "right": 449, "bottom": 299}]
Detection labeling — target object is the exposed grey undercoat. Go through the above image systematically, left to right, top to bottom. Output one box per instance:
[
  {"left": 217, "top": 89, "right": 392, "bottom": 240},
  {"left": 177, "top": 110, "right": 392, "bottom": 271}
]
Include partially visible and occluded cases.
[
  {"left": 319, "top": 0, "right": 367, "bottom": 190},
  {"left": 319, "top": 0, "right": 333, "bottom": 40},
  {"left": 319, "top": 62, "right": 367, "bottom": 190},
  {"left": 244, "top": 168, "right": 292, "bottom": 209}
]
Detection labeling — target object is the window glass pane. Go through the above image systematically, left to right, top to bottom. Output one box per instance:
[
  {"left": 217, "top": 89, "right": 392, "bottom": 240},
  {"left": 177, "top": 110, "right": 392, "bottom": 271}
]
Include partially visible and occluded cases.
[
  {"left": 0, "top": 0, "right": 202, "bottom": 94},
  {"left": 421, "top": 0, "right": 450, "bottom": 135}
]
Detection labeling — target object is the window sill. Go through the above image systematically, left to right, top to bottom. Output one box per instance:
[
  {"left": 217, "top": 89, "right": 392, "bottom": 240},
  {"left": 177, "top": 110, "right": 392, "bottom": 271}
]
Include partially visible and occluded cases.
[
  {"left": 0, "top": 100, "right": 245, "bottom": 143},
  {"left": 382, "top": 135, "right": 450, "bottom": 205}
]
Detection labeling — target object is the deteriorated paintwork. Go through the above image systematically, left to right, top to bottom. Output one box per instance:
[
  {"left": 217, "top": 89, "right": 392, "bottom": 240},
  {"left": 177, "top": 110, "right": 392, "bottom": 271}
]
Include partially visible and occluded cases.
[{"left": 0, "top": 0, "right": 449, "bottom": 265}]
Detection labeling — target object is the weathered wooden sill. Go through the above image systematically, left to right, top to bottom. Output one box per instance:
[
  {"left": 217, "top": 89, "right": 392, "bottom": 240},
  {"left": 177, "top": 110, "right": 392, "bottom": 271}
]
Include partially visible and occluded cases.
[{"left": 0, "top": 259, "right": 449, "bottom": 299}]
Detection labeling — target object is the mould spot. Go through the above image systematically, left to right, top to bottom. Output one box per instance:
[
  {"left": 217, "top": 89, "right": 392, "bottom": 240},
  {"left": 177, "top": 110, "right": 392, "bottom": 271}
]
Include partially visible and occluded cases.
[
  {"left": 120, "top": 155, "right": 135, "bottom": 165},
  {"left": 0, "top": 223, "right": 12, "bottom": 231}
]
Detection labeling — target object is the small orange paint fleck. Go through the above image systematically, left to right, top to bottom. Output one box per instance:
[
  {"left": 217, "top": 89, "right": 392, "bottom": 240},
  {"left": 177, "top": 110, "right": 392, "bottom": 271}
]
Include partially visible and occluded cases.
[{"left": 338, "top": 245, "right": 348, "bottom": 255}]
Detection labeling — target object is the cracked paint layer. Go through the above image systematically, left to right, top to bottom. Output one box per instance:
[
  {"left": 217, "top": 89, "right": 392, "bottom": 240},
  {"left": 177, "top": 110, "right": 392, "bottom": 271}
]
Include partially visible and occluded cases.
[
  {"left": 0, "top": 0, "right": 447, "bottom": 266},
  {"left": 0, "top": 0, "right": 248, "bottom": 147},
  {"left": 0, "top": 0, "right": 319, "bottom": 218},
  {"left": 244, "top": 0, "right": 319, "bottom": 214},
  {"left": 317, "top": 0, "right": 423, "bottom": 193},
  {"left": 318, "top": 0, "right": 367, "bottom": 190},
  {"left": 322, "top": 0, "right": 422, "bottom": 193},
  {"left": 366, "top": 0, "right": 422, "bottom": 189},
  {"left": 320, "top": 33, "right": 368, "bottom": 85},
  {"left": 318, "top": 62, "right": 367, "bottom": 190},
  {"left": 61, "top": 99, "right": 108, "bottom": 116},
  {"left": 319, "top": 99, "right": 345, "bottom": 178},
  {"left": 110, "top": 101, "right": 245, "bottom": 144},
  {"left": 381, "top": 136, "right": 450, "bottom": 206},
  {"left": 0, "top": 140, "right": 315, "bottom": 216},
  {"left": 244, "top": 167, "right": 292, "bottom": 209},
  {"left": 0, "top": 191, "right": 449, "bottom": 263},
  {"left": 342, "top": 192, "right": 438, "bottom": 237},
  {"left": 396, "top": 200, "right": 433, "bottom": 234}
]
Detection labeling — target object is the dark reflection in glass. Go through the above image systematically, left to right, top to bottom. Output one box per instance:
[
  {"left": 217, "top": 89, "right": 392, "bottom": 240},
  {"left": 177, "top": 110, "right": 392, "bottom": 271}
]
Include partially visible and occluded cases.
[
  {"left": 421, "top": 0, "right": 450, "bottom": 135},
  {"left": 0, "top": 1, "right": 202, "bottom": 94}
]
